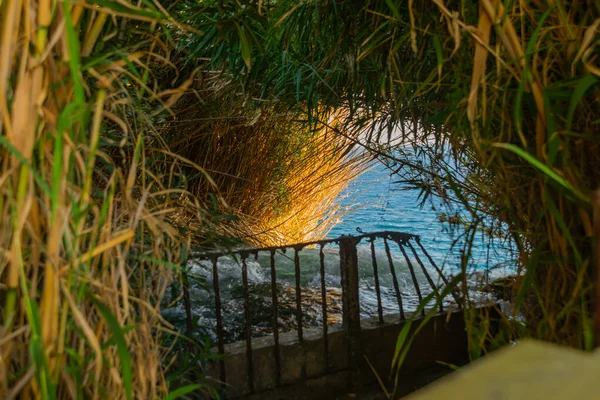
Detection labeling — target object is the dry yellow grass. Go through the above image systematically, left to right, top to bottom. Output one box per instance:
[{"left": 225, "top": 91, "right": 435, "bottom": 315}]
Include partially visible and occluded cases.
[
  {"left": 0, "top": 0, "right": 205, "bottom": 398},
  {"left": 163, "top": 87, "right": 371, "bottom": 246},
  {"left": 227, "top": 125, "right": 370, "bottom": 246}
]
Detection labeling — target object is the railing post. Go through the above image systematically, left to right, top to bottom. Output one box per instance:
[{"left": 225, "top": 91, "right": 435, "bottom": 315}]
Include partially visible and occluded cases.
[
  {"left": 593, "top": 188, "right": 600, "bottom": 348},
  {"left": 339, "top": 237, "right": 362, "bottom": 382},
  {"left": 181, "top": 267, "right": 194, "bottom": 340}
]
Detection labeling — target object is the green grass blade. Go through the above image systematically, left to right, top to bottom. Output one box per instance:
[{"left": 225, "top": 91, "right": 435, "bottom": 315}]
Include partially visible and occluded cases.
[
  {"left": 63, "top": 0, "right": 85, "bottom": 105},
  {"left": 86, "top": 0, "right": 165, "bottom": 19},
  {"left": 384, "top": 0, "right": 401, "bottom": 20},
  {"left": 514, "top": 8, "right": 551, "bottom": 143},
  {"left": 235, "top": 22, "right": 252, "bottom": 70},
  {"left": 432, "top": 35, "right": 443, "bottom": 79},
  {"left": 296, "top": 68, "right": 302, "bottom": 103},
  {"left": 513, "top": 72, "right": 527, "bottom": 139},
  {"left": 567, "top": 74, "right": 598, "bottom": 131},
  {"left": 543, "top": 89, "right": 559, "bottom": 166},
  {"left": 50, "top": 127, "right": 64, "bottom": 222},
  {"left": 0, "top": 136, "right": 51, "bottom": 196},
  {"left": 493, "top": 143, "right": 590, "bottom": 204},
  {"left": 11, "top": 184, "right": 55, "bottom": 399},
  {"left": 512, "top": 247, "right": 539, "bottom": 315},
  {"left": 391, "top": 274, "right": 462, "bottom": 369},
  {"left": 90, "top": 296, "right": 134, "bottom": 400},
  {"left": 391, "top": 319, "right": 412, "bottom": 368},
  {"left": 163, "top": 384, "right": 204, "bottom": 400}
]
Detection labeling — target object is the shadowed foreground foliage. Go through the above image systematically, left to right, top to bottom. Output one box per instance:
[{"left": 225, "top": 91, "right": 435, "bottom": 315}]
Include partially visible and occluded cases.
[
  {"left": 0, "top": 0, "right": 221, "bottom": 397},
  {"left": 161, "top": 84, "right": 370, "bottom": 245}
]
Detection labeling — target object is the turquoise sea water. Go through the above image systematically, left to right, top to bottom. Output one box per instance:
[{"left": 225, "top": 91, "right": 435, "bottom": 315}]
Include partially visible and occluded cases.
[{"left": 328, "top": 162, "right": 513, "bottom": 276}]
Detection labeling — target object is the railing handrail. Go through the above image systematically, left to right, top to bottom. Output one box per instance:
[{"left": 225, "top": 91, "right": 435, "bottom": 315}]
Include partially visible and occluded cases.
[{"left": 194, "top": 230, "right": 420, "bottom": 260}]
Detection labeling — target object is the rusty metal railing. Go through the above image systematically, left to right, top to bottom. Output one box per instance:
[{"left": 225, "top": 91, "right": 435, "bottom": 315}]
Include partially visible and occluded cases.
[{"left": 191, "top": 230, "right": 461, "bottom": 394}]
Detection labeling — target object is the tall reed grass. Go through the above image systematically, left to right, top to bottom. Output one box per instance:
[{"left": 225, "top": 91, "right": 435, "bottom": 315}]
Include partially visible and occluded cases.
[
  {"left": 0, "top": 0, "right": 217, "bottom": 397},
  {"left": 162, "top": 84, "right": 370, "bottom": 246}
]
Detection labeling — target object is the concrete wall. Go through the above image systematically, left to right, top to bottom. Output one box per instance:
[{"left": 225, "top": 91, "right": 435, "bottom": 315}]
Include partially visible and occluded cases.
[{"left": 206, "top": 308, "right": 483, "bottom": 399}]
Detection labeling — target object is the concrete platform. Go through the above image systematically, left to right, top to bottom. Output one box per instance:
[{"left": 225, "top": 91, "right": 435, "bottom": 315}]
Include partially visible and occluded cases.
[
  {"left": 206, "top": 307, "right": 498, "bottom": 399},
  {"left": 407, "top": 339, "right": 600, "bottom": 400}
]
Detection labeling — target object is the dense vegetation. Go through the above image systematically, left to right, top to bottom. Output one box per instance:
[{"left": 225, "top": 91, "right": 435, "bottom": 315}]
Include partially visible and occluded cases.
[
  {"left": 1, "top": 0, "right": 599, "bottom": 398},
  {"left": 175, "top": 0, "right": 600, "bottom": 349}
]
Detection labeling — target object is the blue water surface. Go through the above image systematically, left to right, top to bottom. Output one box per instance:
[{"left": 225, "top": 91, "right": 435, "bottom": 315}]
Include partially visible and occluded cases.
[{"left": 327, "top": 162, "right": 514, "bottom": 277}]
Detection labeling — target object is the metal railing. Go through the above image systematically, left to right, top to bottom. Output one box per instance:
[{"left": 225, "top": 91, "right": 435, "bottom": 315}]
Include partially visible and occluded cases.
[{"left": 190, "top": 231, "right": 461, "bottom": 394}]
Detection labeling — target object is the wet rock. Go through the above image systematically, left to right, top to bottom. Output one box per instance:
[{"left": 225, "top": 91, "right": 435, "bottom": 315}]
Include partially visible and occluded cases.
[{"left": 481, "top": 275, "right": 517, "bottom": 301}]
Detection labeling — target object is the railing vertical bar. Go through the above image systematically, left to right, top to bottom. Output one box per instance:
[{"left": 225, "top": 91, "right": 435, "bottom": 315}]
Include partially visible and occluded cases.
[
  {"left": 339, "top": 237, "right": 362, "bottom": 385},
  {"left": 370, "top": 238, "right": 384, "bottom": 324},
  {"left": 384, "top": 238, "right": 405, "bottom": 320},
  {"left": 414, "top": 238, "right": 463, "bottom": 307},
  {"left": 397, "top": 241, "right": 425, "bottom": 317},
  {"left": 407, "top": 241, "right": 443, "bottom": 313},
  {"left": 319, "top": 244, "right": 329, "bottom": 371},
  {"left": 294, "top": 246, "right": 307, "bottom": 379},
  {"left": 294, "top": 247, "right": 304, "bottom": 343},
  {"left": 269, "top": 249, "right": 281, "bottom": 386},
  {"left": 241, "top": 254, "right": 255, "bottom": 393},
  {"left": 211, "top": 257, "right": 227, "bottom": 386},
  {"left": 182, "top": 268, "right": 193, "bottom": 338}
]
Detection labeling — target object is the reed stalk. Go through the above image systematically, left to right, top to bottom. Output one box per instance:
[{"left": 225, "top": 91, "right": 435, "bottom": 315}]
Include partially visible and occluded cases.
[{"left": 0, "top": 0, "right": 217, "bottom": 397}]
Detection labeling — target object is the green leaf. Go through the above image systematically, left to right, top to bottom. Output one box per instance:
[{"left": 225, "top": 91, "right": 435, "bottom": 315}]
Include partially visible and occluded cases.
[
  {"left": 63, "top": 0, "right": 85, "bottom": 105},
  {"left": 86, "top": 0, "right": 165, "bottom": 19},
  {"left": 139, "top": 0, "right": 159, "bottom": 12},
  {"left": 384, "top": 0, "right": 401, "bottom": 21},
  {"left": 514, "top": 8, "right": 551, "bottom": 141},
  {"left": 235, "top": 22, "right": 252, "bottom": 70},
  {"left": 432, "top": 35, "right": 443, "bottom": 78},
  {"left": 281, "top": 50, "right": 287, "bottom": 79},
  {"left": 302, "top": 63, "right": 337, "bottom": 96},
  {"left": 296, "top": 68, "right": 302, "bottom": 103},
  {"left": 411, "top": 69, "right": 437, "bottom": 100},
  {"left": 513, "top": 74, "right": 525, "bottom": 138},
  {"left": 567, "top": 74, "right": 598, "bottom": 131},
  {"left": 543, "top": 89, "right": 559, "bottom": 166},
  {"left": 51, "top": 127, "right": 64, "bottom": 222},
  {"left": 0, "top": 136, "right": 51, "bottom": 196},
  {"left": 493, "top": 143, "right": 590, "bottom": 204},
  {"left": 11, "top": 232, "right": 56, "bottom": 399},
  {"left": 512, "top": 247, "right": 539, "bottom": 314},
  {"left": 392, "top": 274, "right": 462, "bottom": 369},
  {"left": 90, "top": 297, "right": 134, "bottom": 400},
  {"left": 29, "top": 304, "right": 55, "bottom": 400},
  {"left": 391, "top": 319, "right": 412, "bottom": 367},
  {"left": 163, "top": 384, "right": 203, "bottom": 400}
]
